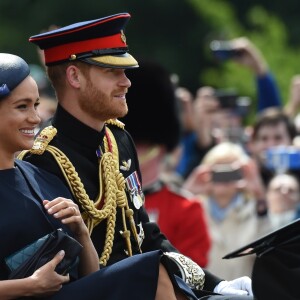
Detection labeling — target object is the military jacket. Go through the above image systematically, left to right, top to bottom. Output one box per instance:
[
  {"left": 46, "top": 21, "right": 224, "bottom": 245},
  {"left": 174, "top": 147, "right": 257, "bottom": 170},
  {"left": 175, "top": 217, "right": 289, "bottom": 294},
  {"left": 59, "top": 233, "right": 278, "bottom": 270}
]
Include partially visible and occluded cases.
[{"left": 22, "top": 105, "right": 177, "bottom": 263}]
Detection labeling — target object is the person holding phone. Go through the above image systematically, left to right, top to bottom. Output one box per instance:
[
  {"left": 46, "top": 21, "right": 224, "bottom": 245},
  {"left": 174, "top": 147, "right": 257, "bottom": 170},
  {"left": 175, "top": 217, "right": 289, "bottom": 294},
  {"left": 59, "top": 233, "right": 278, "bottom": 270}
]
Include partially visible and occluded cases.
[
  {"left": 175, "top": 37, "right": 282, "bottom": 182},
  {"left": 210, "top": 37, "right": 282, "bottom": 111},
  {"left": 183, "top": 141, "right": 268, "bottom": 280}
]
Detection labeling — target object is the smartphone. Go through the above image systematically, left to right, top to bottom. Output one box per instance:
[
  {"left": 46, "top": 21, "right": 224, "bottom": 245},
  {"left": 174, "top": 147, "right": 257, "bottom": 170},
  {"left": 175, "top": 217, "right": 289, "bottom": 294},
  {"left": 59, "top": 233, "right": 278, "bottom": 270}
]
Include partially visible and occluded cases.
[
  {"left": 210, "top": 40, "right": 242, "bottom": 61},
  {"left": 214, "top": 89, "right": 251, "bottom": 114},
  {"left": 214, "top": 90, "right": 239, "bottom": 109},
  {"left": 216, "top": 94, "right": 237, "bottom": 109},
  {"left": 264, "top": 146, "right": 300, "bottom": 171},
  {"left": 211, "top": 164, "right": 243, "bottom": 183}
]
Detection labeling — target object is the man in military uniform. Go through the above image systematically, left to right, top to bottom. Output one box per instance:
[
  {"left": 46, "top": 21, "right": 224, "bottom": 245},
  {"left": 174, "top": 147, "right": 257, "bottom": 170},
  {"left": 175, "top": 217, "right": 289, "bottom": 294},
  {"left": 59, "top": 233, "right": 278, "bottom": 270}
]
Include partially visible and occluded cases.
[{"left": 21, "top": 12, "right": 253, "bottom": 299}]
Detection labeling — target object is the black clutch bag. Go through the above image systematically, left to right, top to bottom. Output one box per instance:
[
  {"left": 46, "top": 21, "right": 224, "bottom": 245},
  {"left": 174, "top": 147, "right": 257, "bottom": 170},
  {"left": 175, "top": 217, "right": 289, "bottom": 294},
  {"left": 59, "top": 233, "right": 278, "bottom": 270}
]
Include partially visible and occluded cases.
[{"left": 5, "top": 228, "right": 83, "bottom": 279}]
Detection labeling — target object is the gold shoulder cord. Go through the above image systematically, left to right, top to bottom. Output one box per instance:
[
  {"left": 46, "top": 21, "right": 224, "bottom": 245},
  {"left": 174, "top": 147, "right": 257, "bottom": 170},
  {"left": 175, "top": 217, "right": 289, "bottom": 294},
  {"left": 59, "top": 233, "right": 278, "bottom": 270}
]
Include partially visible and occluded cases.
[{"left": 18, "top": 124, "right": 141, "bottom": 266}]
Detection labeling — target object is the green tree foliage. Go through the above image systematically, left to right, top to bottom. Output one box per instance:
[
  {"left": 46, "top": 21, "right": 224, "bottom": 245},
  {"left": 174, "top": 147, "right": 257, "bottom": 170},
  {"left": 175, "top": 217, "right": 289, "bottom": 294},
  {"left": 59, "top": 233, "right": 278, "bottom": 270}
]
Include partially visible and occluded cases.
[{"left": 190, "top": 1, "right": 300, "bottom": 114}]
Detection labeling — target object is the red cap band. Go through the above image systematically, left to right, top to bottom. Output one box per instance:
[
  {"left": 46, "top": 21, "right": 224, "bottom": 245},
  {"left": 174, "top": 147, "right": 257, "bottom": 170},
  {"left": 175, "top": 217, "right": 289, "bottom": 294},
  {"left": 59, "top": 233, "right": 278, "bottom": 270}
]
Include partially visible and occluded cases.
[{"left": 44, "top": 33, "right": 127, "bottom": 64}]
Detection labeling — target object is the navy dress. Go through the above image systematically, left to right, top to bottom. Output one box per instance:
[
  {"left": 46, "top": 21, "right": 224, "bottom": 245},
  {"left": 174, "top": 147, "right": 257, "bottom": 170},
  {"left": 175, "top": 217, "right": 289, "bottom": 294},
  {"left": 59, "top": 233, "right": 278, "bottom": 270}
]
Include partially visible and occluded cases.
[{"left": 0, "top": 160, "right": 197, "bottom": 300}]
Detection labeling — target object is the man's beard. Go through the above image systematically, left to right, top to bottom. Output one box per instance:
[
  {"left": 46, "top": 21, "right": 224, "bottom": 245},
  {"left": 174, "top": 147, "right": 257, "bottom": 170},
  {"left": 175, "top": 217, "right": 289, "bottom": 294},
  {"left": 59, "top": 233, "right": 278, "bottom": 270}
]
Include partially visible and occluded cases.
[{"left": 78, "top": 80, "right": 128, "bottom": 121}]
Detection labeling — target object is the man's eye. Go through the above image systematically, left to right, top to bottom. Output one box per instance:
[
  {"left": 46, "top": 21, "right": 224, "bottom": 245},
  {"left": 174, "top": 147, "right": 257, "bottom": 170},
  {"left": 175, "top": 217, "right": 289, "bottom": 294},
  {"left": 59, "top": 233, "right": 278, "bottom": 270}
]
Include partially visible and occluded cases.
[{"left": 17, "top": 104, "right": 27, "bottom": 109}]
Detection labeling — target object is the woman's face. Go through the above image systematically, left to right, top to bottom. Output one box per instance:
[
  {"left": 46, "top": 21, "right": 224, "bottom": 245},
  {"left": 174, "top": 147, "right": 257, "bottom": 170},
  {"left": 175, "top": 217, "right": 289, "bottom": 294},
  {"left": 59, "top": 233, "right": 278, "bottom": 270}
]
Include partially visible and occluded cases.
[{"left": 0, "top": 76, "right": 40, "bottom": 154}]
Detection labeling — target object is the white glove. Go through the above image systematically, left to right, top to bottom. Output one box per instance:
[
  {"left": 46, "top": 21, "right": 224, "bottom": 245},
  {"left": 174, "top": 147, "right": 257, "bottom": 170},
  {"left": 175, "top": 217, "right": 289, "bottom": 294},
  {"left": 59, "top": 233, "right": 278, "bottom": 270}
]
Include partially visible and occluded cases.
[{"left": 213, "top": 276, "right": 253, "bottom": 296}]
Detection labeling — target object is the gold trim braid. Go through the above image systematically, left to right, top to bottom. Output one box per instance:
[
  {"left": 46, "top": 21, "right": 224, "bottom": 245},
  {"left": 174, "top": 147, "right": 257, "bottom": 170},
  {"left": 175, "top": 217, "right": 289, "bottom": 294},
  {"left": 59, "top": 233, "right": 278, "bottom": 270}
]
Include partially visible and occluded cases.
[
  {"left": 105, "top": 118, "right": 125, "bottom": 129},
  {"left": 18, "top": 125, "right": 141, "bottom": 266},
  {"left": 163, "top": 252, "right": 205, "bottom": 290}
]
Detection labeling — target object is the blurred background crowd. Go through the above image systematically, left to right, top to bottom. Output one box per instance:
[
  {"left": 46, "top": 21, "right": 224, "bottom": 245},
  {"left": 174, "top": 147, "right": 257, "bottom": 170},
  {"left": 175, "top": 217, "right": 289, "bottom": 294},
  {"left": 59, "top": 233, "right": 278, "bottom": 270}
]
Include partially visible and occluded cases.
[{"left": 2, "top": 0, "right": 300, "bottom": 283}]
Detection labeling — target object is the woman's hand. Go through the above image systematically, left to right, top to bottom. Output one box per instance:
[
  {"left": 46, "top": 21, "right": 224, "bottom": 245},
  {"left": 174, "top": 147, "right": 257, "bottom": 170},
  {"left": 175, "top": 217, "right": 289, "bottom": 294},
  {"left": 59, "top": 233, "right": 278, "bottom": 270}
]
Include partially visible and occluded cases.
[
  {"left": 241, "top": 158, "right": 266, "bottom": 199},
  {"left": 183, "top": 165, "right": 213, "bottom": 195},
  {"left": 43, "top": 198, "right": 88, "bottom": 238},
  {"left": 44, "top": 198, "right": 100, "bottom": 276},
  {"left": 29, "top": 250, "right": 70, "bottom": 297},
  {"left": 0, "top": 252, "right": 69, "bottom": 299}
]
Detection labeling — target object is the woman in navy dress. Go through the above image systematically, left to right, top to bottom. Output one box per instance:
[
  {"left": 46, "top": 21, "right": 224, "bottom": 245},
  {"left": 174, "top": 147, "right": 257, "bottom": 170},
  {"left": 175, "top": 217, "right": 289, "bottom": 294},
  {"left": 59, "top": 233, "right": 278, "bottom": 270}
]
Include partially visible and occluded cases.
[{"left": 0, "top": 53, "right": 195, "bottom": 300}]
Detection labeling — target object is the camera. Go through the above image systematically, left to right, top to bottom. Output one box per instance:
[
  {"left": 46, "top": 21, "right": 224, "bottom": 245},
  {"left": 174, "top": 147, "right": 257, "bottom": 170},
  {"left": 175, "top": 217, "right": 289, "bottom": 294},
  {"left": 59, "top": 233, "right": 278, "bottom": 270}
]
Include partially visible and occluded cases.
[
  {"left": 210, "top": 40, "right": 242, "bottom": 61},
  {"left": 214, "top": 89, "right": 251, "bottom": 115},
  {"left": 264, "top": 146, "right": 300, "bottom": 172},
  {"left": 211, "top": 164, "right": 243, "bottom": 183}
]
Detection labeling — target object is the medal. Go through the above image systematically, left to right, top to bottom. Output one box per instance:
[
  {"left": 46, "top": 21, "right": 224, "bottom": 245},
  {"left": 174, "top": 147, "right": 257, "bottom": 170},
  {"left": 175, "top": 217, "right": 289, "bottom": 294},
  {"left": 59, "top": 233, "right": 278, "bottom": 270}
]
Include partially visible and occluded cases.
[
  {"left": 125, "top": 171, "right": 143, "bottom": 209},
  {"left": 128, "top": 188, "right": 142, "bottom": 210},
  {"left": 133, "top": 194, "right": 142, "bottom": 209},
  {"left": 137, "top": 222, "right": 145, "bottom": 248}
]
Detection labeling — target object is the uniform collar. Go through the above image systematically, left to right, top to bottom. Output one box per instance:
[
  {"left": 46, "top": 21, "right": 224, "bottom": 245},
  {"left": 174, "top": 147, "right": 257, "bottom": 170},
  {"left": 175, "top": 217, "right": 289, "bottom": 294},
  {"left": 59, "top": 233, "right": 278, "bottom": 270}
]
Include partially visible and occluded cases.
[{"left": 52, "top": 104, "right": 105, "bottom": 149}]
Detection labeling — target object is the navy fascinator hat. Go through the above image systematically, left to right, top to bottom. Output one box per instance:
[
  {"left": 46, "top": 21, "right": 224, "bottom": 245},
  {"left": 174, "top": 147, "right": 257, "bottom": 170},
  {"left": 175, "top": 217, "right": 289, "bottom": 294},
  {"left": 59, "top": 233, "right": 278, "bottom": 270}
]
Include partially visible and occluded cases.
[{"left": 0, "top": 53, "right": 30, "bottom": 99}]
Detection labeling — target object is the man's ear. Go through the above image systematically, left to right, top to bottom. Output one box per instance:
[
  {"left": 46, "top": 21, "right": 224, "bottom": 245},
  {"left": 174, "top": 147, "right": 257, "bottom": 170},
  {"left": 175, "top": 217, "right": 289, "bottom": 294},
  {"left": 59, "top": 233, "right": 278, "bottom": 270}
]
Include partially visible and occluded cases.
[{"left": 66, "top": 65, "right": 81, "bottom": 88}]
